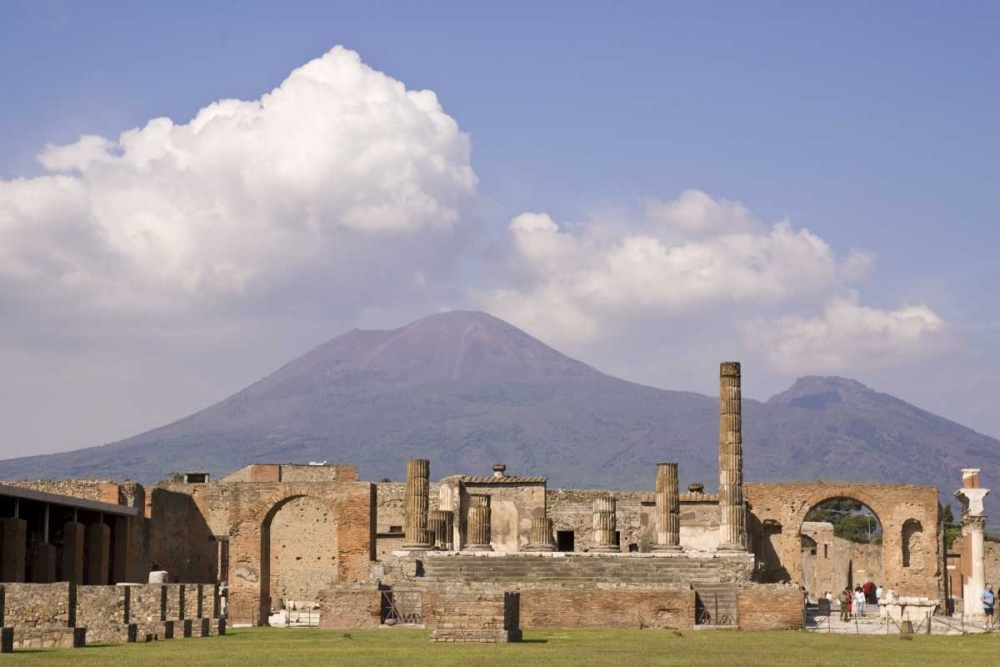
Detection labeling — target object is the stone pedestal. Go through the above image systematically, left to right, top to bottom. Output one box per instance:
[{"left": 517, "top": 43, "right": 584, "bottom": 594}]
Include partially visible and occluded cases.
[
  {"left": 718, "top": 362, "right": 748, "bottom": 551},
  {"left": 403, "top": 459, "right": 432, "bottom": 550},
  {"left": 652, "top": 462, "right": 682, "bottom": 551},
  {"left": 466, "top": 495, "right": 493, "bottom": 551},
  {"left": 591, "top": 496, "right": 618, "bottom": 552},
  {"left": 429, "top": 510, "right": 454, "bottom": 550},
  {"left": 112, "top": 516, "right": 130, "bottom": 584},
  {"left": 525, "top": 517, "right": 556, "bottom": 552},
  {"left": 0, "top": 518, "right": 27, "bottom": 582},
  {"left": 61, "top": 522, "right": 85, "bottom": 584},
  {"left": 85, "top": 522, "right": 111, "bottom": 585},
  {"left": 31, "top": 542, "right": 57, "bottom": 583}
]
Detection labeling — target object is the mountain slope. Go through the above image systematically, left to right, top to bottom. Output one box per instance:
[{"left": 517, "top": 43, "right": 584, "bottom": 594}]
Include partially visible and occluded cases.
[{"left": 0, "top": 311, "right": 996, "bottom": 502}]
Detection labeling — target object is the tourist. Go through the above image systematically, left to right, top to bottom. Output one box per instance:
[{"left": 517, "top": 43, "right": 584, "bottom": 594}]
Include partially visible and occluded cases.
[
  {"left": 863, "top": 580, "right": 874, "bottom": 604},
  {"left": 876, "top": 583, "right": 883, "bottom": 604},
  {"left": 982, "top": 584, "right": 995, "bottom": 628},
  {"left": 854, "top": 586, "right": 866, "bottom": 617},
  {"left": 839, "top": 588, "right": 851, "bottom": 621}
]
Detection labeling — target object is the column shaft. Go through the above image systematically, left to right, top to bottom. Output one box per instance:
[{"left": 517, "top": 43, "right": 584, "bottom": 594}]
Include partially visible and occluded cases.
[
  {"left": 718, "top": 362, "right": 748, "bottom": 550},
  {"left": 403, "top": 459, "right": 432, "bottom": 549},
  {"left": 653, "top": 462, "right": 682, "bottom": 551},
  {"left": 466, "top": 494, "right": 493, "bottom": 551},
  {"left": 591, "top": 496, "right": 618, "bottom": 552},
  {"left": 428, "top": 510, "right": 454, "bottom": 550},
  {"left": 525, "top": 517, "right": 555, "bottom": 551},
  {"left": 0, "top": 518, "right": 27, "bottom": 582},
  {"left": 61, "top": 522, "right": 85, "bottom": 584},
  {"left": 85, "top": 522, "right": 111, "bottom": 585}
]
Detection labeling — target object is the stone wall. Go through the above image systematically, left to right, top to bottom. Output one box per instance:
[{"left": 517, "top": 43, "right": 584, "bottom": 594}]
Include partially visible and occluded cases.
[
  {"left": 219, "top": 464, "right": 358, "bottom": 484},
  {"left": 459, "top": 481, "right": 545, "bottom": 552},
  {"left": 376, "top": 482, "right": 441, "bottom": 534},
  {"left": 746, "top": 482, "right": 941, "bottom": 599},
  {"left": 268, "top": 496, "right": 339, "bottom": 608},
  {"left": 1, "top": 582, "right": 74, "bottom": 627},
  {"left": 76, "top": 585, "right": 130, "bottom": 644},
  {"left": 317, "top": 586, "right": 382, "bottom": 628},
  {"left": 735, "top": 586, "right": 804, "bottom": 630},
  {"left": 518, "top": 588, "right": 696, "bottom": 629}
]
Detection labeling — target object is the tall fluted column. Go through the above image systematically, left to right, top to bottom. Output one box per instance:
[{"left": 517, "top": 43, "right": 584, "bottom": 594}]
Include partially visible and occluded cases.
[
  {"left": 718, "top": 362, "right": 748, "bottom": 550},
  {"left": 403, "top": 459, "right": 432, "bottom": 550},
  {"left": 652, "top": 462, "right": 682, "bottom": 551},
  {"left": 466, "top": 494, "right": 493, "bottom": 551},
  {"left": 591, "top": 496, "right": 618, "bottom": 552},
  {"left": 428, "top": 510, "right": 454, "bottom": 550},
  {"left": 525, "top": 517, "right": 556, "bottom": 552}
]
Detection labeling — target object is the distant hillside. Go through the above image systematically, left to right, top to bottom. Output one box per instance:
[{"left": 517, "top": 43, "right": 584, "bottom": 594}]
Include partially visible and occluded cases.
[{"left": 0, "top": 311, "right": 996, "bottom": 505}]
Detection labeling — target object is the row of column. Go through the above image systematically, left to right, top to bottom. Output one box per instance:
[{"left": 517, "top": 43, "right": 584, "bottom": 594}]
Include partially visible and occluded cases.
[
  {"left": 402, "top": 360, "right": 748, "bottom": 554},
  {"left": 400, "top": 457, "right": 685, "bottom": 552},
  {"left": 0, "top": 518, "right": 117, "bottom": 584}
]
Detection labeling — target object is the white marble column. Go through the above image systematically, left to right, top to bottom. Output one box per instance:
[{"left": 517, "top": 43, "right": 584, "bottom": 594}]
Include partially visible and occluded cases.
[{"left": 955, "top": 468, "right": 989, "bottom": 618}]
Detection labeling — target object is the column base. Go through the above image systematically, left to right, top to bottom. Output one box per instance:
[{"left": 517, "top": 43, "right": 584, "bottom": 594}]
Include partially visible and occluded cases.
[
  {"left": 401, "top": 543, "right": 432, "bottom": 551},
  {"left": 716, "top": 543, "right": 748, "bottom": 552},
  {"left": 464, "top": 544, "right": 493, "bottom": 552},
  {"left": 651, "top": 544, "right": 683, "bottom": 552},
  {"left": 523, "top": 545, "right": 556, "bottom": 552},
  {"left": 589, "top": 546, "right": 620, "bottom": 553}
]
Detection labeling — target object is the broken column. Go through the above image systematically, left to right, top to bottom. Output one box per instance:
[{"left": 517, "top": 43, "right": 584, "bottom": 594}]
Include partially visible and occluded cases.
[
  {"left": 718, "top": 361, "right": 748, "bottom": 551},
  {"left": 403, "top": 458, "right": 432, "bottom": 550},
  {"left": 652, "top": 462, "right": 682, "bottom": 551},
  {"left": 955, "top": 468, "right": 989, "bottom": 618},
  {"left": 466, "top": 494, "right": 493, "bottom": 551},
  {"left": 591, "top": 496, "right": 618, "bottom": 552},
  {"left": 428, "top": 510, "right": 454, "bottom": 550},
  {"left": 0, "top": 517, "right": 27, "bottom": 582},
  {"left": 525, "top": 517, "right": 556, "bottom": 552},
  {"left": 61, "top": 521, "right": 85, "bottom": 583},
  {"left": 85, "top": 522, "right": 111, "bottom": 585}
]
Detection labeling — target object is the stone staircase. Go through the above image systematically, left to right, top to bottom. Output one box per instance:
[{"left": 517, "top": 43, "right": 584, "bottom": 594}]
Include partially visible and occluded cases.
[
  {"left": 421, "top": 555, "right": 723, "bottom": 586},
  {"left": 694, "top": 583, "right": 738, "bottom": 628}
]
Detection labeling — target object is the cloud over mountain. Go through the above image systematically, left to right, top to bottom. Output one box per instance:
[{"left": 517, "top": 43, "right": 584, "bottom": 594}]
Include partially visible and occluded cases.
[{"left": 0, "top": 46, "right": 477, "bottom": 328}]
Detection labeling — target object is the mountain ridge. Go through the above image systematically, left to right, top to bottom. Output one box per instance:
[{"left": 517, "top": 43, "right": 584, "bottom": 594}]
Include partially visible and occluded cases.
[{"left": 0, "top": 310, "right": 996, "bottom": 506}]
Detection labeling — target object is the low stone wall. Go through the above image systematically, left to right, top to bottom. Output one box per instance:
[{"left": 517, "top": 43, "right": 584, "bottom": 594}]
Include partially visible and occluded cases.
[
  {"left": 1, "top": 582, "right": 75, "bottom": 628},
  {"left": 76, "top": 585, "right": 131, "bottom": 644},
  {"left": 318, "top": 586, "right": 382, "bottom": 629},
  {"left": 735, "top": 586, "right": 803, "bottom": 631},
  {"left": 518, "top": 588, "right": 696, "bottom": 629},
  {"left": 429, "top": 589, "right": 521, "bottom": 643}
]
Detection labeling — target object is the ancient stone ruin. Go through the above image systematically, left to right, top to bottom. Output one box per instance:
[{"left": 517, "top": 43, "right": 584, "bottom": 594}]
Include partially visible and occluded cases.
[{"left": 0, "top": 361, "right": 965, "bottom": 649}]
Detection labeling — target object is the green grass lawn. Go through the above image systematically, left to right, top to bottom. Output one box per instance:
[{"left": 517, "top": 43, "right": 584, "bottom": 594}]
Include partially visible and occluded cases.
[{"left": 5, "top": 627, "right": 999, "bottom": 667}]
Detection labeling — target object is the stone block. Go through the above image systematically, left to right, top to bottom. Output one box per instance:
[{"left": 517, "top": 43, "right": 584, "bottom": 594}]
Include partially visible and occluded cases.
[
  {"left": 0, "top": 519, "right": 27, "bottom": 583},
  {"left": 61, "top": 522, "right": 85, "bottom": 584},
  {"left": 84, "top": 523, "right": 110, "bottom": 586},
  {"left": 30, "top": 543, "right": 57, "bottom": 584}
]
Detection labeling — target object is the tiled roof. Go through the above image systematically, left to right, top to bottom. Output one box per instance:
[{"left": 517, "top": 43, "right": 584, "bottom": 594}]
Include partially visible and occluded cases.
[{"left": 461, "top": 476, "right": 547, "bottom": 484}]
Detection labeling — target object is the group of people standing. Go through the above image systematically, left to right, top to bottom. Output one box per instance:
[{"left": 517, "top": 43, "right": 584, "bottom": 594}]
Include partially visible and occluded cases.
[{"left": 829, "top": 581, "right": 883, "bottom": 621}]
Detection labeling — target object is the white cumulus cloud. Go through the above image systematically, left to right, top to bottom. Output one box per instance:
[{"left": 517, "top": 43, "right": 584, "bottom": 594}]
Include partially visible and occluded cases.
[
  {"left": 0, "top": 46, "right": 477, "bottom": 325},
  {"left": 479, "top": 192, "right": 873, "bottom": 346},
  {"left": 746, "top": 294, "right": 949, "bottom": 373}
]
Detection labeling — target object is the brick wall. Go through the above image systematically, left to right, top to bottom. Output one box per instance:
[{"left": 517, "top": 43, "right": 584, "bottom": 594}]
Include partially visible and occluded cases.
[
  {"left": 317, "top": 586, "right": 381, "bottom": 628},
  {"left": 736, "top": 586, "right": 803, "bottom": 631},
  {"left": 517, "top": 588, "right": 696, "bottom": 629}
]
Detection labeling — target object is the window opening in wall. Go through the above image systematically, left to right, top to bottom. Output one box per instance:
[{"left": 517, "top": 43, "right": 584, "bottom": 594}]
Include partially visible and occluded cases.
[
  {"left": 389, "top": 525, "right": 403, "bottom": 534},
  {"left": 556, "top": 530, "right": 575, "bottom": 552},
  {"left": 613, "top": 531, "right": 621, "bottom": 548},
  {"left": 824, "top": 544, "right": 828, "bottom": 559}
]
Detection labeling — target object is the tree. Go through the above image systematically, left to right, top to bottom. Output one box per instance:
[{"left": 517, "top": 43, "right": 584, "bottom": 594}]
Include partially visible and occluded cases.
[{"left": 803, "top": 498, "right": 879, "bottom": 544}]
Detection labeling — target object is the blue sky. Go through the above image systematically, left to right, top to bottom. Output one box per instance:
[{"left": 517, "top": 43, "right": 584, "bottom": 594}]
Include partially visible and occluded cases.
[{"left": 0, "top": 1, "right": 997, "bottom": 455}]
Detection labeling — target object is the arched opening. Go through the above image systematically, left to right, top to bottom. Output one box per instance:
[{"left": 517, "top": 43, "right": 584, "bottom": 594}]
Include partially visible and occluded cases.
[
  {"left": 259, "top": 495, "right": 338, "bottom": 626},
  {"left": 800, "top": 497, "right": 883, "bottom": 602},
  {"left": 902, "top": 519, "right": 923, "bottom": 568},
  {"left": 758, "top": 520, "right": 788, "bottom": 582}
]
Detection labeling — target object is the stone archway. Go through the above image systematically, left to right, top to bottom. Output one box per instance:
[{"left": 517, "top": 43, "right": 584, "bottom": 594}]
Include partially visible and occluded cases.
[{"left": 259, "top": 495, "right": 339, "bottom": 624}]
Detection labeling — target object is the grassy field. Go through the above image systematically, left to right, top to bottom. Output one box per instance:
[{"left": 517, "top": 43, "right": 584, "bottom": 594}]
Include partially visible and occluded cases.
[{"left": 4, "top": 627, "right": 999, "bottom": 667}]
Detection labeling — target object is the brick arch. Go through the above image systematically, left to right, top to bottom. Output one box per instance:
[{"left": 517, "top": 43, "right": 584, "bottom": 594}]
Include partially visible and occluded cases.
[
  {"left": 745, "top": 482, "right": 941, "bottom": 599},
  {"left": 259, "top": 494, "right": 340, "bottom": 624}
]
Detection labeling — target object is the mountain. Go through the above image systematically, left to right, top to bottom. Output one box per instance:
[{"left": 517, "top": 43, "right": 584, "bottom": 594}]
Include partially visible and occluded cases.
[{"left": 0, "top": 311, "right": 997, "bottom": 504}]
